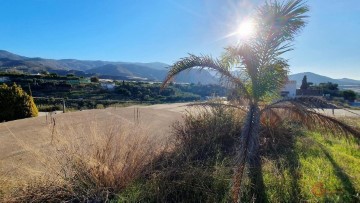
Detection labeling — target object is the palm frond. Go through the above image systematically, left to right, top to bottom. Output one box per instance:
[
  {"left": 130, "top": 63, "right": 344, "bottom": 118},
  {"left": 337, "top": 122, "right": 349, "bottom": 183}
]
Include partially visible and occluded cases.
[
  {"left": 255, "top": 0, "right": 309, "bottom": 62},
  {"left": 258, "top": 0, "right": 309, "bottom": 41},
  {"left": 224, "top": 45, "right": 259, "bottom": 82},
  {"left": 221, "top": 46, "right": 242, "bottom": 69},
  {"left": 161, "top": 54, "right": 251, "bottom": 100},
  {"left": 255, "top": 59, "right": 289, "bottom": 100},
  {"left": 262, "top": 97, "right": 360, "bottom": 139},
  {"left": 261, "top": 108, "right": 283, "bottom": 126}
]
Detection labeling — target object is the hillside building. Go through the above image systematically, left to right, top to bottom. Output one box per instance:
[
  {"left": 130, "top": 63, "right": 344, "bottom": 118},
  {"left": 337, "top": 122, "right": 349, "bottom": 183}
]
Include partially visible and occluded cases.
[
  {"left": 280, "top": 80, "right": 297, "bottom": 98},
  {"left": 100, "top": 82, "right": 116, "bottom": 90}
]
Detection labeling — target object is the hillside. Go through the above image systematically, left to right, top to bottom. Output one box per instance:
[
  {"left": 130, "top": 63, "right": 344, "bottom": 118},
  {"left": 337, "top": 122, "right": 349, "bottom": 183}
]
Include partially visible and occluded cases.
[
  {"left": 0, "top": 50, "right": 216, "bottom": 84},
  {"left": 2, "top": 50, "right": 359, "bottom": 86},
  {"left": 86, "top": 63, "right": 216, "bottom": 83},
  {"left": 289, "top": 72, "right": 360, "bottom": 86}
]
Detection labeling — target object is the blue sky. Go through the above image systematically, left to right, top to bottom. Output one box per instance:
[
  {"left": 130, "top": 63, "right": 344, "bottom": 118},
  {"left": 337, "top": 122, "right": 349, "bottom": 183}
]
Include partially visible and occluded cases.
[{"left": 0, "top": 0, "right": 359, "bottom": 79}]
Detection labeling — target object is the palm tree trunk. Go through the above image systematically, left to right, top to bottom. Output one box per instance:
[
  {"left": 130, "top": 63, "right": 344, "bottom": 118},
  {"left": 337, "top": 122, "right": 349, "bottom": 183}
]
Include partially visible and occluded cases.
[
  {"left": 232, "top": 104, "right": 263, "bottom": 202},
  {"left": 249, "top": 151, "right": 267, "bottom": 202}
]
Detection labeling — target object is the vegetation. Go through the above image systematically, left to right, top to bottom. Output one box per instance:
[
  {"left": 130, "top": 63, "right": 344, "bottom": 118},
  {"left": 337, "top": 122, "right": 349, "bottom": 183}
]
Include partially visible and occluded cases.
[
  {"left": 1, "top": 0, "right": 359, "bottom": 202},
  {"left": 161, "top": 0, "right": 360, "bottom": 201},
  {"left": 1, "top": 72, "right": 227, "bottom": 111},
  {"left": 300, "top": 75, "right": 310, "bottom": 90},
  {"left": 90, "top": 76, "right": 99, "bottom": 82},
  {"left": 299, "top": 77, "right": 359, "bottom": 102},
  {"left": 319, "top": 82, "right": 339, "bottom": 91},
  {"left": 0, "top": 83, "right": 38, "bottom": 121},
  {"left": 342, "top": 90, "right": 357, "bottom": 102},
  {"left": 1, "top": 105, "right": 359, "bottom": 202},
  {"left": 118, "top": 105, "right": 242, "bottom": 202},
  {"left": 115, "top": 106, "right": 360, "bottom": 202},
  {"left": 0, "top": 119, "right": 166, "bottom": 202},
  {"left": 294, "top": 131, "right": 360, "bottom": 202}
]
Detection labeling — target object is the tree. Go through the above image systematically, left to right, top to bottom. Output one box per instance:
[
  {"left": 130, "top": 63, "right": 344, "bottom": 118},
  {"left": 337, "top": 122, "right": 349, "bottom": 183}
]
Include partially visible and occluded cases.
[
  {"left": 161, "top": 0, "right": 359, "bottom": 202},
  {"left": 49, "top": 73, "right": 58, "bottom": 78},
  {"left": 300, "top": 75, "right": 309, "bottom": 90},
  {"left": 90, "top": 76, "right": 99, "bottom": 83},
  {"left": 317, "top": 82, "right": 340, "bottom": 97},
  {"left": 319, "top": 82, "right": 338, "bottom": 91},
  {"left": 0, "top": 83, "right": 38, "bottom": 121},
  {"left": 116, "top": 87, "right": 132, "bottom": 97},
  {"left": 342, "top": 90, "right": 356, "bottom": 102}
]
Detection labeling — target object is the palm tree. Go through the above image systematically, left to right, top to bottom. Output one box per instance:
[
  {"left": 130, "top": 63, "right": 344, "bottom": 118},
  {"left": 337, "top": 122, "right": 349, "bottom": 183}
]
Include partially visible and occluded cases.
[{"left": 162, "top": 0, "right": 360, "bottom": 202}]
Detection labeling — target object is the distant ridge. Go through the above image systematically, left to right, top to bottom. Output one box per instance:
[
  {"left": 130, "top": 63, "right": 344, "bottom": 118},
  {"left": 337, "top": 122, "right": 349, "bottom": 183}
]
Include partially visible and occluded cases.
[
  {"left": 0, "top": 50, "right": 216, "bottom": 84},
  {"left": 0, "top": 50, "right": 27, "bottom": 60},
  {"left": 1, "top": 50, "right": 359, "bottom": 86},
  {"left": 289, "top": 72, "right": 360, "bottom": 86}
]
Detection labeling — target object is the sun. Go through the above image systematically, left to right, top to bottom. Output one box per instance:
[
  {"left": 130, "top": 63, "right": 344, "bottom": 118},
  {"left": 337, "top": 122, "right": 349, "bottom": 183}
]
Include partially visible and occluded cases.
[{"left": 237, "top": 19, "right": 256, "bottom": 39}]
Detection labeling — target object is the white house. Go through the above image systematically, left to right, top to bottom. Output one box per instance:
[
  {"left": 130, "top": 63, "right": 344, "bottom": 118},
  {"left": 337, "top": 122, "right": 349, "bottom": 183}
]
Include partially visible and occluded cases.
[
  {"left": 98, "top": 79, "right": 116, "bottom": 90},
  {"left": 280, "top": 80, "right": 297, "bottom": 98},
  {"left": 100, "top": 82, "right": 116, "bottom": 90}
]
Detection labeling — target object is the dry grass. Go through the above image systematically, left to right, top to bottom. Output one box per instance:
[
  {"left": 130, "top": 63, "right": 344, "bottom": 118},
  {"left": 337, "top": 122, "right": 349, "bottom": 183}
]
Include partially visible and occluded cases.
[
  {"left": 117, "top": 105, "right": 245, "bottom": 202},
  {"left": 0, "top": 116, "right": 170, "bottom": 202}
]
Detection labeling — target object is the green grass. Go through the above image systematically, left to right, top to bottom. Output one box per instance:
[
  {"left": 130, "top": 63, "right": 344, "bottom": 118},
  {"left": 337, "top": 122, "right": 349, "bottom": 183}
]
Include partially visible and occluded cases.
[
  {"left": 116, "top": 115, "right": 360, "bottom": 203},
  {"left": 262, "top": 130, "right": 360, "bottom": 202},
  {"left": 298, "top": 132, "right": 359, "bottom": 202}
]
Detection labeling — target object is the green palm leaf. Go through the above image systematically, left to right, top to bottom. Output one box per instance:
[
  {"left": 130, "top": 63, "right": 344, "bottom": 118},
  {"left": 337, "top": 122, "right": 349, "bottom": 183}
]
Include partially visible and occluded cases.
[{"left": 161, "top": 54, "right": 251, "bottom": 100}]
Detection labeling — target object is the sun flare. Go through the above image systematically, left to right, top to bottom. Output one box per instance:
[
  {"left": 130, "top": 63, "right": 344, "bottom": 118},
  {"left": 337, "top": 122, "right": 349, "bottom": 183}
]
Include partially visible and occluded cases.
[{"left": 237, "top": 19, "right": 256, "bottom": 39}]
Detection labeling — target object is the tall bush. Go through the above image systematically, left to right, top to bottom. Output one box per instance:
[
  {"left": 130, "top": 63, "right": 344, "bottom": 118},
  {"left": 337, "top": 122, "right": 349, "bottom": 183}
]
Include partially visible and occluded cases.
[
  {"left": 0, "top": 83, "right": 38, "bottom": 121},
  {"left": 118, "top": 105, "right": 244, "bottom": 202}
]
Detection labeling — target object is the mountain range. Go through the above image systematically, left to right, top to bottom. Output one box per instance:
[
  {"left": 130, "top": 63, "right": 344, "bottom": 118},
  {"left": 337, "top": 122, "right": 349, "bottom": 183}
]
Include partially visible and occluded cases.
[
  {"left": 0, "top": 50, "right": 216, "bottom": 84},
  {"left": 1, "top": 50, "right": 359, "bottom": 86}
]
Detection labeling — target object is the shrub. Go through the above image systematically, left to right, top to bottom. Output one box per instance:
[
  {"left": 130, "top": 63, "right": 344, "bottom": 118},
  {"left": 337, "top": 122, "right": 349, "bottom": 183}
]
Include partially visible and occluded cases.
[
  {"left": 90, "top": 76, "right": 99, "bottom": 83},
  {"left": 0, "top": 83, "right": 38, "bottom": 121},
  {"left": 37, "top": 104, "right": 62, "bottom": 112},
  {"left": 96, "top": 104, "right": 105, "bottom": 109},
  {"left": 118, "top": 105, "right": 244, "bottom": 202}
]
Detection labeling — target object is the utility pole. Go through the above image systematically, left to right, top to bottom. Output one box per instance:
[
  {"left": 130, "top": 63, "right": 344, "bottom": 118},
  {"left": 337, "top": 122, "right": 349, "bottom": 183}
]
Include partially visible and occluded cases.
[
  {"left": 28, "top": 83, "right": 32, "bottom": 96},
  {"left": 63, "top": 98, "right": 66, "bottom": 113}
]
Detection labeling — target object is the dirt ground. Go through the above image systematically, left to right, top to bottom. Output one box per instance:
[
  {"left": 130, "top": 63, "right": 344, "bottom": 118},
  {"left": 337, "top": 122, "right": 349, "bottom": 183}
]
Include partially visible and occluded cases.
[
  {"left": 0, "top": 103, "right": 189, "bottom": 172},
  {"left": 1, "top": 103, "right": 359, "bottom": 172},
  {"left": 319, "top": 108, "right": 360, "bottom": 117}
]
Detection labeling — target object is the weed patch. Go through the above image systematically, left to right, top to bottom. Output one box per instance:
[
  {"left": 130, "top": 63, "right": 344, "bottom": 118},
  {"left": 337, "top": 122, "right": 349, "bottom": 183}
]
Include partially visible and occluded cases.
[{"left": 1, "top": 118, "right": 167, "bottom": 202}]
